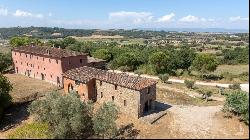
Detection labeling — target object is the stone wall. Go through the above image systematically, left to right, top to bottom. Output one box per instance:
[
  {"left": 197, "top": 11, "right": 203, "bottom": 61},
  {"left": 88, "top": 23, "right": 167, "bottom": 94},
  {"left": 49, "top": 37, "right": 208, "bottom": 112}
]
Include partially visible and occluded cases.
[
  {"left": 95, "top": 79, "right": 141, "bottom": 118},
  {"left": 139, "top": 84, "right": 157, "bottom": 117}
]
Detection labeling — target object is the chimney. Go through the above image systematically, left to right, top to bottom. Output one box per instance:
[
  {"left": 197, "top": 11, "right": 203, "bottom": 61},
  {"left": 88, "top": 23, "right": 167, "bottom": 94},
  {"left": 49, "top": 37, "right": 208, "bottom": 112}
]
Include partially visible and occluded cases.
[{"left": 58, "top": 46, "right": 61, "bottom": 49}]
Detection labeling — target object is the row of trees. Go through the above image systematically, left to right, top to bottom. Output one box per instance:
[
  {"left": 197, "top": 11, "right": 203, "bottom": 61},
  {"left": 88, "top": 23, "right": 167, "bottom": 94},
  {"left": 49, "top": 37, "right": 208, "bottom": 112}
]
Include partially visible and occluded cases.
[{"left": 221, "top": 47, "right": 249, "bottom": 64}]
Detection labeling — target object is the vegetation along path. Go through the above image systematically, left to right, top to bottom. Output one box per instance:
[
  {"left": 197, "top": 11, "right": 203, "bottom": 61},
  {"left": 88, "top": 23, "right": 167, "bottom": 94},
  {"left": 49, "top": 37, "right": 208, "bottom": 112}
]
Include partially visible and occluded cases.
[{"left": 109, "top": 70, "right": 249, "bottom": 93}]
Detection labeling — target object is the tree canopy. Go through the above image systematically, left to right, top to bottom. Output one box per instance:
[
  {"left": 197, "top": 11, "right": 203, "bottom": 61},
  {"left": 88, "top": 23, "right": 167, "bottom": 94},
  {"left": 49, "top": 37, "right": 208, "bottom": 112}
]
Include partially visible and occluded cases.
[
  {"left": 191, "top": 53, "right": 219, "bottom": 74},
  {"left": 28, "top": 92, "right": 93, "bottom": 139}
]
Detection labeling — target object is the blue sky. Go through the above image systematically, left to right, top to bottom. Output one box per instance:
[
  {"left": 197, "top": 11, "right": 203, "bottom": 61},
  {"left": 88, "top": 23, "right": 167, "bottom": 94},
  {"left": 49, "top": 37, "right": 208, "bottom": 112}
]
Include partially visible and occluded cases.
[{"left": 0, "top": 0, "right": 249, "bottom": 29}]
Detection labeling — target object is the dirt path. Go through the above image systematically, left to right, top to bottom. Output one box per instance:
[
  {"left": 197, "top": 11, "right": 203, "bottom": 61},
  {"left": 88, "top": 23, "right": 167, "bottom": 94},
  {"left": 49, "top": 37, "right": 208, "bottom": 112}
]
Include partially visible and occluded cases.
[{"left": 139, "top": 105, "right": 249, "bottom": 139}]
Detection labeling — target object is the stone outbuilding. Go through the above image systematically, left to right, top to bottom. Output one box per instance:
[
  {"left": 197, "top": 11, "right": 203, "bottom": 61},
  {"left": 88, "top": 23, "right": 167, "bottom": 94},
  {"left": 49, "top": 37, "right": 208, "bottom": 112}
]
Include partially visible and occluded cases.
[{"left": 63, "top": 66, "right": 157, "bottom": 118}]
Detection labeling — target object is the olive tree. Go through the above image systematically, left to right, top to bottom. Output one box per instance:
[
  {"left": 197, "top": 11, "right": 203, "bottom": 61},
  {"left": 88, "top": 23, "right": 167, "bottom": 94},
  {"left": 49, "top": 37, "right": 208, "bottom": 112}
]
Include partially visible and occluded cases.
[
  {"left": 28, "top": 92, "right": 93, "bottom": 139},
  {"left": 93, "top": 102, "right": 119, "bottom": 139}
]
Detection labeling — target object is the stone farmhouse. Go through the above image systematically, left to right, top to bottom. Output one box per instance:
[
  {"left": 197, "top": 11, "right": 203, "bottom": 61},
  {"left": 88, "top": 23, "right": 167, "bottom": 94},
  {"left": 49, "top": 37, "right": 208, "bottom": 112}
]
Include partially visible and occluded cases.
[{"left": 12, "top": 45, "right": 157, "bottom": 118}]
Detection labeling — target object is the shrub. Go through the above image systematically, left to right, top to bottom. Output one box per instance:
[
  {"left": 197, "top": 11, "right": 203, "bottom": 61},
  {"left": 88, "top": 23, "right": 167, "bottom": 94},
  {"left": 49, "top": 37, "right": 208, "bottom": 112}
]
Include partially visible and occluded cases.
[
  {"left": 0, "top": 52, "right": 12, "bottom": 73},
  {"left": 175, "top": 69, "right": 184, "bottom": 77},
  {"left": 221, "top": 72, "right": 234, "bottom": 81},
  {"left": 239, "top": 72, "right": 249, "bottom": 81},
  {"left": 202, "top": 73, "right": 223, "bottom": 81},
  {"left": 0, "top": 74, "right": 12, "bottom": 118},
  {"left": 158, "top": 74, "right": 169, "bottom": 83},
  {"left": 184, "top": 80, "right": 195, "bottom": 89},
  {"left": 229, "top": 83, "right": 241, "bottom": 90},
  {"left": 198, "top": 90, "right": 212, "bottom": 102},
  {"left": 223, "top": 91, "right": 249, "bottom": 125},
  {"left": 28, "top": 92, "right": 93, "bottom": 139},
  {"left": 93, "top": 102, "right": 119, "bottom": 139},
  {"left": 7, "top": 122, "right": 50, "bottom": 139}
]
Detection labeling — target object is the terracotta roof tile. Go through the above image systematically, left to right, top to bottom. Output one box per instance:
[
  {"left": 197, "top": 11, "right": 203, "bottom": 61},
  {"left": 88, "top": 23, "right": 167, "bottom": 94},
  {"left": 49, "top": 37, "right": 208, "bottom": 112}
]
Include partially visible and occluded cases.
[
  {"left": 12, "top": 45, "right": 87, "bottom": 58},
  {"left": 63, "top": 66, "right": 157, "bottom": 90}
]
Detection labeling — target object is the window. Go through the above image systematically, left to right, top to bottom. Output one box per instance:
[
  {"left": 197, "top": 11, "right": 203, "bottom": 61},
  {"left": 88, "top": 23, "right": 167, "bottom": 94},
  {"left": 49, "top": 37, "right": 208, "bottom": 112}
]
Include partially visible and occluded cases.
[
  {"left": 15, "top": 52, "right": 16, "bottom": 55},
  {"left": 19, "top": 53, "right": 21, "bottom": 56},
  {"left": 26, "top": 54, "right": 27, "bottom": 58},
  {"left": 30, "top": 54, "right": 32, "bottom": 59},
  {"left": 37, "top": 56, "right": 38, "bottom": 60},
  {"left": 43, "top": 58, "right": 44, "bottom": 61},
  {"left": 49, "top": 59, "right": 51, "bottom": 63},
  {"left": 80, "top": 59, "right": 82, "bottom": 63},
  {"left": 56, "top": 60, "right": 58, "bottom": 64},
  {"left": 68, "top": 60, "right": 71, "bottom": 65},
  {"left": 15, "top": 61, "right": 17, "bottom": 63},
  {"left": 21, "top": 62, "right": 22, "bottom": 65},
  {"left": 27, "top": 63, "right": 28, "bottom": 66},
  {"left": 38, "top": 66, "right": 39, "bottom": 69},
  {"left": 44, "top": 68, "right": 45, "bottom": 70},
  {"left": 37, "top": 72, "right": 38, "bottom": 74},
  {"left": 50, "top": 75, "right": 52, "bottom": 78},
  {"left": 75, "top": 80, "right": 81, "bottom": 85},
  {"left": 100, "top": 81, "right": 102, "bottom": 86},
  {"left": 115, "top": 85, "right": 118, "bottom": 90},
  {"left": 147, "top": 87, "right": 150, "bottom": 94},
  {"left": 101, "top": 92, "right": 103, "bottom": 98},
  {"left": 112, "top": 96, "right": 114, "bottom": 101},
  {"left": 124, "top": 100, "right": 127, "bottom": 106}
]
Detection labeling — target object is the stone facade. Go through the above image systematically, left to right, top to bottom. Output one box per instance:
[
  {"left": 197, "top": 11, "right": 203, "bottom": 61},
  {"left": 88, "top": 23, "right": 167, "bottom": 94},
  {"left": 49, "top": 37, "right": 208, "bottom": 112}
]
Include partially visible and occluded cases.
[{"left": 63, "top": 66, "right": 157, "bottom": 118}]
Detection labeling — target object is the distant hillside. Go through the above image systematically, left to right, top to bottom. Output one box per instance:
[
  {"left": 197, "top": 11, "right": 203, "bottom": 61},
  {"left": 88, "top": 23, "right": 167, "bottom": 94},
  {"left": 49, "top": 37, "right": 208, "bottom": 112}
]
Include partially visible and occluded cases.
[{"left": 0, "top": 26, "right": 248, "bottom": 39}]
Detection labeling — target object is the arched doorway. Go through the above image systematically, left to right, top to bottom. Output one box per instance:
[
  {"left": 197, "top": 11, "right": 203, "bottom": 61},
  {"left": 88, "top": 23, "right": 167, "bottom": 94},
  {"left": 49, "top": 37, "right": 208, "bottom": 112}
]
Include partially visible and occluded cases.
[{"left": 68, "top": 83, "right": 74, "bottom": 93}]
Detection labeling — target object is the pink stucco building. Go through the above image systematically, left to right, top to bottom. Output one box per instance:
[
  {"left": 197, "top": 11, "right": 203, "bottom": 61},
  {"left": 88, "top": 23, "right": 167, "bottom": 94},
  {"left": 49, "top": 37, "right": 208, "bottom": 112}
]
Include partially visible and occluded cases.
[{"left": 12, "top": 45, "right": 88, "bottom": 87}]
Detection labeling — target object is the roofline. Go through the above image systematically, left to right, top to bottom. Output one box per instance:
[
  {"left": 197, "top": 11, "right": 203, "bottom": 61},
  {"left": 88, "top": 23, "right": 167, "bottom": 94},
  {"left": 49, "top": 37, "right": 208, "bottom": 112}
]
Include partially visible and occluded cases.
[
  {"left": 12, "top": 46, "right": 88, "bottom": 59},
  {"left": 63, "top": 71, "right": 157, "bottom": 91}
]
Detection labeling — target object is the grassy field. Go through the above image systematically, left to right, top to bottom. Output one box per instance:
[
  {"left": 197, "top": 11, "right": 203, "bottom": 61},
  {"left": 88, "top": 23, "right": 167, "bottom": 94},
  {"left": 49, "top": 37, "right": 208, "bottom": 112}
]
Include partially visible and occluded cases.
[
  {"left": 213, "top": 64, "right": 249, "bottom": 75},
  {"left": 5, "top": 74, "right": 60, "bottom": 103},
  {"left": 156, "top": 86, "right": 223, "bottom": 106}
]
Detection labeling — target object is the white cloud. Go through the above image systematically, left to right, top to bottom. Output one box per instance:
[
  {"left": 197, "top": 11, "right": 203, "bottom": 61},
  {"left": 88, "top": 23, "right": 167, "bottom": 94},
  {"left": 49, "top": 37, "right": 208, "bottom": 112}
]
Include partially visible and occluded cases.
[
  {"left": 0, "top": 6, "right": 8, "bottom": 16},
  {"left": 13, "top": 10, "right": 43, "bottom": 18},
  {"left": 109, "top": 11, "right": 153, "bottom": 24},
  {"left": 157, "top": 13, "right": 175, "bottom": 22},
  {"left": 179, "top": 15, "right": 199, "bottom": 22},
  {"left": 229, "top": 16, "right": 249, "bottom": 22}
]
